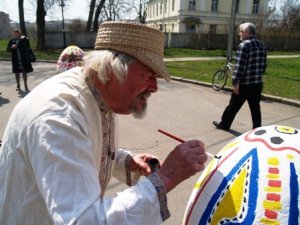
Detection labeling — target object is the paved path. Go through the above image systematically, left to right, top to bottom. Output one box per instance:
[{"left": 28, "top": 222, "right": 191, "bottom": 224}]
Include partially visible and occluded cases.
[{"left": 1, "top": 61, "right": 300, "bottom": 224}]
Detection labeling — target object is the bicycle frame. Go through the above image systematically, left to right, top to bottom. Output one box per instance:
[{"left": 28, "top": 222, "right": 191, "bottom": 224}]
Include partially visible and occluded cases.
[{"left": 211, "top": 57, "right": 235, "bottom": 91}]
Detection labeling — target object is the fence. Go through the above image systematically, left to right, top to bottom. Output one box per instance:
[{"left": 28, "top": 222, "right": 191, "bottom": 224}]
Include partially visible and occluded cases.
[{"left": 45, "top": 31, "right": 300, "bottom": 51}]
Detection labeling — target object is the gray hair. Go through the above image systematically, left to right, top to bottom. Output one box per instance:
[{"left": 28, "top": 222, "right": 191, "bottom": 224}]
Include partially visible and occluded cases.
[
  {"left": 239, "top": 22, "right": 256, "bottom": 36},
  {"left": 83, "top": 50, "right": 136, "bottom": 83}
]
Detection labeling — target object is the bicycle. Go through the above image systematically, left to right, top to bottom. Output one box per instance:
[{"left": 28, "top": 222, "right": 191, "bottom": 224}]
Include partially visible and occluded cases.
[{"left": 211, "top": 57, "right": 235, "bottom": 91}]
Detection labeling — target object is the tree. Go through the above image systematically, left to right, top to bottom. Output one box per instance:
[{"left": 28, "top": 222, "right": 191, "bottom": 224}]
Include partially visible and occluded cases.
[
  {"left": 18, "top": 0, "right": 27, "bottom": 36},
  {"left": 36, "top": 0, "right": 46, "bottom": 50},
  {"left": 36, "top": 0, "right": 60, "bottom": 50},
  {"left": 86, "top": 0, "right": 97, "bottom": 31},
  {"left": 93, "top": 0, "right": 106, "bottom": 31},
  {"left": 102, "top": 0, "right": 132, "bottom": 21},
  {"left": 138, "top": 0, "right": 147, "bottom": 24},
  {"left": 280, "top": 0, "right": 300, "bottom": 49},
  {"left": 253, "top": 2, "right": 277, "bottom": 39},
  {"left": 68, "top": 19, "right": 86, "bottom": 31}
]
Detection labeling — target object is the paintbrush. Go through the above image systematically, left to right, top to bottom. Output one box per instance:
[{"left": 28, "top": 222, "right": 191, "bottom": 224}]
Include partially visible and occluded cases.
[{"left": 158, "top": 129, "right": 220, "bottom": 159}]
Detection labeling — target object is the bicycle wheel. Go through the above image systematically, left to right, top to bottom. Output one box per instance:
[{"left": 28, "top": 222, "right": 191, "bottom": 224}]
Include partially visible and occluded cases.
[{"left": 212, "top": 69, "right": 228, "bottom": 91}]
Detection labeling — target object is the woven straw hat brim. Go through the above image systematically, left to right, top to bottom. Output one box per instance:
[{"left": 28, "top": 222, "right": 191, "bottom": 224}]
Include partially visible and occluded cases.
[
  {"left": 94, "top": 21, "right": 171, "bottom": 81},
  {"left": 95, "top": 44, "right": 171, "bottom": 81}
]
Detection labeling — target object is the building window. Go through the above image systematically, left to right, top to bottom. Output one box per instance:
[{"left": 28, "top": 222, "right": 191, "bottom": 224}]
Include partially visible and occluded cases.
[
  {"left": 165, "top": 0, "right": 167, "bottom": 13},
  {"left": 172, "top": 0, "right": 175, "bottom": 11},
  {"left": 189, "top": 0, "right": 196, "bottom": 11},
  {"left": 211, "top": 0, "right": 218, "bottom": 12},
  {"left": 235, "top": 0, "right": 240, "bottom": 13},
  {"left": 252, "top": 0, "right": 259, "bottom": 14},
  {"left": 160, "top": 2, "right": 163, "bottom": 14},
  {"left": 157, "top": 4, "right": 159, "bottom": 16},
  {"left": 172, "top": 23, "right": 174, "bottom": 32},
  {"left": 159, "top": 24, "right": 163, "bottom": 31},
  {"left": 164, "top": 24, "right": 167, "bottom": 32},
  {"left": 186, "top": 24, "right": 195, "bottom": 33}
]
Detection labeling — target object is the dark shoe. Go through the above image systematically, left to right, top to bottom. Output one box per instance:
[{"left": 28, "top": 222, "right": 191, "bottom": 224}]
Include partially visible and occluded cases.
[
  {"left": 25, "top": 87, "right": 29, "bottom": 92},
  {"left": 213, "top": 121, "right": 229, "bottom": 131}
]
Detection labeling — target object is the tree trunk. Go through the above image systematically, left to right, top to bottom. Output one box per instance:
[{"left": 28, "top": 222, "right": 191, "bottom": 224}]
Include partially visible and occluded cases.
[
  {"left": 18, "top": 0, "right": 27, "bottom": 36},
  {"left": 36, "top": 0, "right": 46, "bottom": 50},
  {"left": 86, "top": 0, "right": 96, "bottom": 31},
  {"left": 93, "top": 0, "right": 106, "bottom": 31},
  {"left": 138, "top": 0, "right": 147, "bottom": 24}
]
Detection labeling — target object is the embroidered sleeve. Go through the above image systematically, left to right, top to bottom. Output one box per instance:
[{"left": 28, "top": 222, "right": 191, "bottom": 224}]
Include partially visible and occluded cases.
[
  {"left": 124, "top": 153, "right": 141, "bottom": 187},
  {"left": 125, "top": 154, "right": 133, "bottom": 186},
  {"left": 147, "top": 173, "right": 170, "bottom": 221}
]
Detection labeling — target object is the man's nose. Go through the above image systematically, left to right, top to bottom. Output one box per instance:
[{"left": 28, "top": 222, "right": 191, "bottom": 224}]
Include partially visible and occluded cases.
[{"left": 148, "top": 77, "right": 158, "bottom": 93}]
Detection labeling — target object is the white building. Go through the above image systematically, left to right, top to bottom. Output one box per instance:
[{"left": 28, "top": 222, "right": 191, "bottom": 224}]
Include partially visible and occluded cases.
[{"left": 146, "top": 0, "right": 269, "bottom": 34}]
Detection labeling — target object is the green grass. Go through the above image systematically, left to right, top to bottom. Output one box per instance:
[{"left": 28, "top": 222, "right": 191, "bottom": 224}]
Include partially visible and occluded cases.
[
  {"left": 164, "top": 48, "right": 227, "bottom": 57},
  {"left": 164, "top": 48, "right": 300, "bottom": 58},
  {"left": 166, "top": 58, "right": 300, "bottom": 101},
  {"left": 264, "top": 58, "right": 300, "bottom": 100},
  {"left": 166, "top": 60, "right": 225, "bottom": 83}
]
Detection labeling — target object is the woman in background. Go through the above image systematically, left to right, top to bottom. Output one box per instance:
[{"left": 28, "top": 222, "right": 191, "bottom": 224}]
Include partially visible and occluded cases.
[{"left": 7, "top": 29, "right": 33, "bottom": 92}]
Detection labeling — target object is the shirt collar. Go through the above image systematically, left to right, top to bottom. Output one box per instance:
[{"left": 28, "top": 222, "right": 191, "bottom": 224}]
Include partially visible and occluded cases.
[{"left": 84, "top": 72, "right": 114, "bottom": 118}]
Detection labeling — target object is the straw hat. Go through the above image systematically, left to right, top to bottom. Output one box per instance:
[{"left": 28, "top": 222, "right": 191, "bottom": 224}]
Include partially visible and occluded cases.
[{"left": 94, "top": 21, "right": 171, "bottom": 81}]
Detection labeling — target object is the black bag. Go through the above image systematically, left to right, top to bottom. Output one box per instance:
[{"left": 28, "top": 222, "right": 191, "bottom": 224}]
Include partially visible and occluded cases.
[{"left": 28, "top": 49, "right": 36, "bottom": 62}]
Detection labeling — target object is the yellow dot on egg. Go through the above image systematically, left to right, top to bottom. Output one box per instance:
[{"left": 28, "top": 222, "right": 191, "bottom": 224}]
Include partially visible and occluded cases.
[
  {"left": 276, "top": 126, "right": 296, "bottom": 134},
  {"left": 286, "top": 154, "right": 294, "bottom": 160},
  {"left": 268, "top": 157, "right": 279, "bottom": 165}
]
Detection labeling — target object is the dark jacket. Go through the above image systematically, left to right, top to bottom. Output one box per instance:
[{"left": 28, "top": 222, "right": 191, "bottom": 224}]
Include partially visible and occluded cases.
[{"left": 7, "top": 36, "right": 33, "bottom": 73}]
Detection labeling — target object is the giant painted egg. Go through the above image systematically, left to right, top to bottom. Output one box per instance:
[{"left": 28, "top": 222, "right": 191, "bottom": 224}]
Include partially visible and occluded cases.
[{"left": 183, "top": 125, "right": 300, "bottom": 225}]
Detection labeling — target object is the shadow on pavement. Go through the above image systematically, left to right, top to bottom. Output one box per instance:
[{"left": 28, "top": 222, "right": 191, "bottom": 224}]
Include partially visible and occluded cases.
[
  {"left": 17, "top": 90, "right": 30, "bottom": 98},
  {"left": 0, "top": 95, "right": 10, "bottom": 107},
  {"left": 227, "top": 129, "right": 243, "bottom": 137}
]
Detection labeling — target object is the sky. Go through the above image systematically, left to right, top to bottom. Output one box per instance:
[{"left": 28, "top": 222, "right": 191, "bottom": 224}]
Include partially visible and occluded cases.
[
  {"left": 0, "top": 0, "right": 93, "bottom": 23},
  {"left": 1, "top": 0, "right": 285, "bottom": 23}
]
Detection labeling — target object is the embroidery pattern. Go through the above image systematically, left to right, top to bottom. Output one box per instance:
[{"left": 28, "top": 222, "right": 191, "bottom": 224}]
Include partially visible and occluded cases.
[
  {"left": 85, "top": 76, "right": 115, "bottom": 196},
  {"left": 147, "top": 173, "right": 170, "bottom": 221}
]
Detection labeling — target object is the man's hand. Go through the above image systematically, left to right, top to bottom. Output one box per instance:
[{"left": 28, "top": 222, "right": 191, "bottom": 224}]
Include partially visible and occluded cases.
[
  {"left": 11, "top": 44, "right": 17, "bottom": 49},
  {"left": 233, "top": 83, "right": 240, "bottom": 95},
  {"left": 157, "top": 140, "right": 207, "bottom": 193},
  {"left": 130, "top": 153, "right": 160, "bottom": 176}
]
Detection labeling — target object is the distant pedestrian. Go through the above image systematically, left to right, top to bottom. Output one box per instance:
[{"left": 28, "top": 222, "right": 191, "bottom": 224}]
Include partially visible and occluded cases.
[
  {"left": 213, "top": 22, "right": 267, "bottom": 130},
  {"left": 7, "top": 28, "right": 33, "bottom": 92}
]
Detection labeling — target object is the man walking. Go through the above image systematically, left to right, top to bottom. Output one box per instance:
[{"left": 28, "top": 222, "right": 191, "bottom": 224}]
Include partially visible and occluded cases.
[{"left": 213, "top": 22, "right": 267, "bottom": 130}]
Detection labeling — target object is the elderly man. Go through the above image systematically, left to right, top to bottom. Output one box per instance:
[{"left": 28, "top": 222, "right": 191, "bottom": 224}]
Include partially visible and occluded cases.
[
  {"left": 0, "top": 22, "right": 207, "bottom": 225},
  {"left": 213, "top": 22, "right": 267, "bottom": 130}
]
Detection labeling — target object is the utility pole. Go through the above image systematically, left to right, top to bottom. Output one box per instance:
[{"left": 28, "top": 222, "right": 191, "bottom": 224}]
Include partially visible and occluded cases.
[
  {"left": 60, "top": 0, "right": 66, "bottom": 48},
  {"left": 227, "top": 0, "right": 237, "bottom": 61}
]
